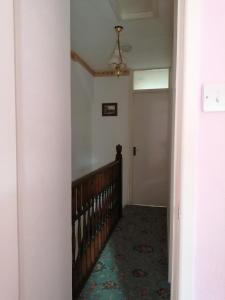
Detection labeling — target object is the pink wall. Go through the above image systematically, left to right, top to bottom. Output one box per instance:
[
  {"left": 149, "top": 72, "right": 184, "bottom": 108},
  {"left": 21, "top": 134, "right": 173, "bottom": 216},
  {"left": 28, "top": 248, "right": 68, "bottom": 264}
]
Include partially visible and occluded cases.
[
  {"left": 15, "top": 0, "right": 72, "bottom": 299},
  {"left": 0, "top": 1, "right": 19, "bottom": 299},
  {"left": 194, "top": 1, "right": 225, "bottom": 299}
]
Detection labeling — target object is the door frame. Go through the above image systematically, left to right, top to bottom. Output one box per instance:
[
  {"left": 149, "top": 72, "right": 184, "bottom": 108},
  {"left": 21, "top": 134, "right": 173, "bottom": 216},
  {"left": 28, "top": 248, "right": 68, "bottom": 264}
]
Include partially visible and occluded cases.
[
  {"left": 128, "top": 0, "right": 199, "bottom": 299},
  {"left": 168, "top": 0, "right": 185, "bottom": 297},
  {"left": 169, "top": 0, "right": 200, "bottom": 299},
  {"left": 0, "top": 1, "right": 19, "bottom": 299}
]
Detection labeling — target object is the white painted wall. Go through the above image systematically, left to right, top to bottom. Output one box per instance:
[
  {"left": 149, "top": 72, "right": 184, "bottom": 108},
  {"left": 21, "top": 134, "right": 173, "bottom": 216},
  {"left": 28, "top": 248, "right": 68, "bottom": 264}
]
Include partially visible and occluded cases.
[
  {"left": 14, "top": 0, "right": 72, "bottom": 299},
  {"left": 0, "top": 1, "right": 19, "bottom": 299},
  {"left": 71, "top": 62, "right": 94, "bottom": 180},
  {"left": 72, "top": 73, "right": 170, "bottom": 208},
  {"left": 92, "top": 76, "right": 132, "bottom": 206}
]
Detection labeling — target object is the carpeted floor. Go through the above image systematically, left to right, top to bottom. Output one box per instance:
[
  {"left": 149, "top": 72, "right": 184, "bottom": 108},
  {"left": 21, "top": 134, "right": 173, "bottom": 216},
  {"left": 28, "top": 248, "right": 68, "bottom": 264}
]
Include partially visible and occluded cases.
[{"left": 79, "top": 205, "right": 170, "bottom": 300}]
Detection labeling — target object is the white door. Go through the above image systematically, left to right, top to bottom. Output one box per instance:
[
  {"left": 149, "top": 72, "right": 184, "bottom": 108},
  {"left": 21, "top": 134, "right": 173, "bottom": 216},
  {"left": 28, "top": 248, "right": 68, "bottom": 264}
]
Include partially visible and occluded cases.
[{"left": 132, "top": 91, "right": 171, "bottom": 207}]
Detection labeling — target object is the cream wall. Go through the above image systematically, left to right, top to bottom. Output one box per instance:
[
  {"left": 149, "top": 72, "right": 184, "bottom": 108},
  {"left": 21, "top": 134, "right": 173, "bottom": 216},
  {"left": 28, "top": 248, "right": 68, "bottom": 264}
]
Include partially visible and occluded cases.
[
  {"left": 14, "top": 0, "right": 72, "bottom": 299},
  {"left": 0, "top": 1, "right": 19, "bottom": 299},
  {"left": 71, "top": 62, "right": 94, "bottom": 180},
  {"left": 71, "top": 67, "right": 132, "bottom": 205},
  {"left": 92, "top": 76, "right": 132, "bottom": 206}
]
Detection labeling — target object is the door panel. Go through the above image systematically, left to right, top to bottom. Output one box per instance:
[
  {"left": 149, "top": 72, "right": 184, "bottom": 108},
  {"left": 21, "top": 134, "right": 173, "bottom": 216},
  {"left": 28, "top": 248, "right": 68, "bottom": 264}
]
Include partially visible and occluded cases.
[{"left": 132, "top": 91, "right": 171, "bottom": 207}]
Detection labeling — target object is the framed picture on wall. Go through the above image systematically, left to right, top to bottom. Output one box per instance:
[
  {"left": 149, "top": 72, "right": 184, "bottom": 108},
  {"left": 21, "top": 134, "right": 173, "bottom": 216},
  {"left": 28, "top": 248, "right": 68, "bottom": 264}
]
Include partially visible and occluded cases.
[{"left": 102, "top": 103, "right": 118, "bottom": 116}]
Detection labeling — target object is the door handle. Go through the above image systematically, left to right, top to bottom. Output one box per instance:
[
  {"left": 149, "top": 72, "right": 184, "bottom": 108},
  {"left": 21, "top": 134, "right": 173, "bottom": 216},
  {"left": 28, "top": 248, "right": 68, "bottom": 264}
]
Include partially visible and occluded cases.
[{"left": 133, "top": 147, "right": 137, "bottom": 156}]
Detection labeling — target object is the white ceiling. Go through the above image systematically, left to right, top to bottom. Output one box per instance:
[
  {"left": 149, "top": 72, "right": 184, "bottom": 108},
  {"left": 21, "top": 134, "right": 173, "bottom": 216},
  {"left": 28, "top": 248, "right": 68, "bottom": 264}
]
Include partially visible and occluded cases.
[
  {"left": 71, "top": 0, "right": 173, "bottom": 71},
  {"left": 110, "top": 0, "right": 159, "bottom": 20}
]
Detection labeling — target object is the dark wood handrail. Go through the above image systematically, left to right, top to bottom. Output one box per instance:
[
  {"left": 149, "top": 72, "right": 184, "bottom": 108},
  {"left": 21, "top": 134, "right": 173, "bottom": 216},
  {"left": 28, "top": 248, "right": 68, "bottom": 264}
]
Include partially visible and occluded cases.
[
  {"left": 72, "top": 145, "right": 122, "bottom": 299},
  {"left": 72, "top": 161, "right": 118, "bottom": 187}
]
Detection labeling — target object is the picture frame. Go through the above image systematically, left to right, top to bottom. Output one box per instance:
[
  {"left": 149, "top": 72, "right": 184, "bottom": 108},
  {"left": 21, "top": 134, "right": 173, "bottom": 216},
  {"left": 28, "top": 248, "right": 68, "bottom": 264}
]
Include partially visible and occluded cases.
[{"left": 102, "top": 103, "right": 118, "bottom": 116}]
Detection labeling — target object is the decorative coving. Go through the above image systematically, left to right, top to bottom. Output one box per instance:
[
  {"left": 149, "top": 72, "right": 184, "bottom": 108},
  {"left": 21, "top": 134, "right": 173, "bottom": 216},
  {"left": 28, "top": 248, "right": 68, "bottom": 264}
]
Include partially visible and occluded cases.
[{"left": 71, "top": 50, "right": 130, "bottom": 77}]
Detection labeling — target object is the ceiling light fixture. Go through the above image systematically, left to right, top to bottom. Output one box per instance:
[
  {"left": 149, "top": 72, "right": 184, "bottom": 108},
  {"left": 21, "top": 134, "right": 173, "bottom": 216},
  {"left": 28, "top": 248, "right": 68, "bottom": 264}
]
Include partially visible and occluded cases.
[{"left": 109, "top": 25, "right": 128, "bottom": 77}]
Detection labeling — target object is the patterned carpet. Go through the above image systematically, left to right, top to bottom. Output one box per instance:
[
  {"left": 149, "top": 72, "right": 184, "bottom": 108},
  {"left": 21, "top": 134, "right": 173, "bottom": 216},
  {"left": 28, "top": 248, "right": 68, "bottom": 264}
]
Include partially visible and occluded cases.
[{"left": 79, "top": 205, "right": 170, "bottom": 300}]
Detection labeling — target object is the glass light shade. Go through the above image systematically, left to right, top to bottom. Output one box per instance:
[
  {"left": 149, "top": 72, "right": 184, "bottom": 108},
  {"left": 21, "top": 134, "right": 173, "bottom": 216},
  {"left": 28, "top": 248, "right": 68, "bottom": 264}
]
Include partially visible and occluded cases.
[
  {"left": 109, "top": 25, "right": 128, "bottom": 76},
  {"left": 109, "top": 48, "right": 126, "bottom": 64},
  {"left": 109, "top": 48, "right": 127, "bottom": 73}
]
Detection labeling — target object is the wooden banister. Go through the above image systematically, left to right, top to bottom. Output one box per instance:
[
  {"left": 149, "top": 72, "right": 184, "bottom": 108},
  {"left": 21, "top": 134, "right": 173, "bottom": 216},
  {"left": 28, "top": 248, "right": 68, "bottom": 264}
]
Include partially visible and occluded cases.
[{"left": 72, "top": 145, "right": 123, "bottom": 299}]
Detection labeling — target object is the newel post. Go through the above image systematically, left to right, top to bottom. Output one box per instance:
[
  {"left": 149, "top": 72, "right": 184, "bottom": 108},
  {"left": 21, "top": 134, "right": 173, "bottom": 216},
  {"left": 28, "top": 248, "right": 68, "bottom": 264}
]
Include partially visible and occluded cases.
[{"left": 116, "top": 144, "right": 123, "bottom": 217}]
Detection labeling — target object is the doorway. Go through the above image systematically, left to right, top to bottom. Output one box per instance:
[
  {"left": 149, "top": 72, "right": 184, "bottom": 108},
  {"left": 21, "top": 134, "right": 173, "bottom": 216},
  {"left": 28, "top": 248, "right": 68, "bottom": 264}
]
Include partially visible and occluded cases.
[
  {"left": 4, "top": 0, "right": 197, "bottom": 298},
  {"left": 70, "top": 0, "right": 181, "bottom": 299},
  {"left": 131, "top": 89, "right": 171, "bottom": 207}
]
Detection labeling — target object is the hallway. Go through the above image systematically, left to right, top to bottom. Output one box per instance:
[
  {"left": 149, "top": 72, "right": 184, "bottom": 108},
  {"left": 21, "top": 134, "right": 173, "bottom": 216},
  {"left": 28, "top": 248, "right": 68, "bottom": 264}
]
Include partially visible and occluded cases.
[{"left": 79, "top": 205, "right": 170, "bottom": 300}]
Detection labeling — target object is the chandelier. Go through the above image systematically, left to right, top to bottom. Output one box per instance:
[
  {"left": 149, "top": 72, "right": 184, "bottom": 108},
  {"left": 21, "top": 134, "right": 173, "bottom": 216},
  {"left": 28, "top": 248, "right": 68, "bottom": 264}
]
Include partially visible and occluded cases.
[{"left": 109, "top": 26, "right": 127, "bottom": 77}]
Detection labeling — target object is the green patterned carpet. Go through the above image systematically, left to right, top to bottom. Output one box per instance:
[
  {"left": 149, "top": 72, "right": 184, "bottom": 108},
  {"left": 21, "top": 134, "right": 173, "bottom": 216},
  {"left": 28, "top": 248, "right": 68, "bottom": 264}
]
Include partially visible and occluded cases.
[{"left": 79, "top": 205, "right": 170, "bottom": 300}]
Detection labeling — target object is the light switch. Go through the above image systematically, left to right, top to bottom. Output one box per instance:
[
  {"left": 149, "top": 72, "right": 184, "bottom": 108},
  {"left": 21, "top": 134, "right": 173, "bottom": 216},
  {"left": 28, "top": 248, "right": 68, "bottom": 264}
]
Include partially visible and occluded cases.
[{"left": 203, "top": 84, "right": 225, "bottom": 112}]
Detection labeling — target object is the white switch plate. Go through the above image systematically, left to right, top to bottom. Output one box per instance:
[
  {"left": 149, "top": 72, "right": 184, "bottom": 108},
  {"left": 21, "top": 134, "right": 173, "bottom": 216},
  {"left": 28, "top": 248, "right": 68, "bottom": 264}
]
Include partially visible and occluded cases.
[{"left": 203, "top": 84, "right": 225, "bottom": 112}]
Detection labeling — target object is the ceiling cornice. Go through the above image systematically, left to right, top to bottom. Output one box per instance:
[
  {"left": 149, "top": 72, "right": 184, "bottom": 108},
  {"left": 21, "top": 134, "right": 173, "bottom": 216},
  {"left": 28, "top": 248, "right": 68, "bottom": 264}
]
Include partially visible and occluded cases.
[
  {"left": 71, "top": 50, "right": 130, "bottom": 77},
  {"left": 71, "top": 50, "right": 95, "bottom": 76}
]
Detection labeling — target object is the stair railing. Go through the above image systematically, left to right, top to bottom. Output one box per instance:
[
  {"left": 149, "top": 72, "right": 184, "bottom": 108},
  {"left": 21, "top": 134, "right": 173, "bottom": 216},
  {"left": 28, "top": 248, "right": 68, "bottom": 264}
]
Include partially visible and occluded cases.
[{"left": 72, "top": 145, "right": 122, "bottom": 299}]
